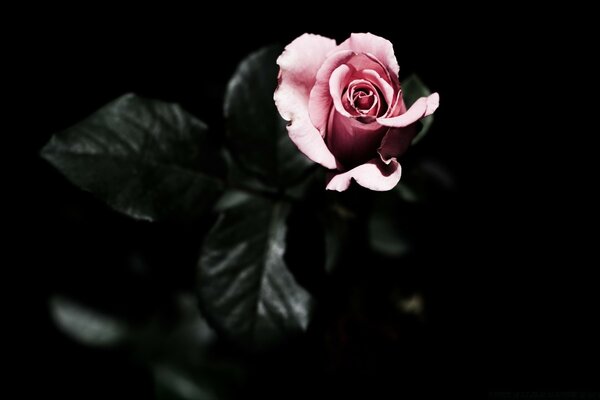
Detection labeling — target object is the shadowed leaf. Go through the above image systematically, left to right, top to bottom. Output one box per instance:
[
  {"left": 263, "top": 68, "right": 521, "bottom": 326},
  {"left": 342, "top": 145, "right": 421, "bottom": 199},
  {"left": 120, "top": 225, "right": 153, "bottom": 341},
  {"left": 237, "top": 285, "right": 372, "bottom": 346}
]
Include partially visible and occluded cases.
[
  {"left": 224, "top": 46, "right": 313, "bottom": 188},
  {"left": 41, "top": 93, "right": 224, "bottom": 221},
  {"left": 198, "top": 196, "right": 313, "bottom": 349},
  {"left": 50, "top": 296, "right": 129, "bottom": 347}
]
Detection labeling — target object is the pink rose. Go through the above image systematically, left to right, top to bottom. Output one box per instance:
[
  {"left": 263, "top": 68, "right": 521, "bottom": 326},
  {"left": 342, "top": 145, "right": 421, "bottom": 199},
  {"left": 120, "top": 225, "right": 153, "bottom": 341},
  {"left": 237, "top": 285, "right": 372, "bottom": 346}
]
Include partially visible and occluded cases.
[{"left": 274, "top": 33, "right": 439, "bottom": 191}]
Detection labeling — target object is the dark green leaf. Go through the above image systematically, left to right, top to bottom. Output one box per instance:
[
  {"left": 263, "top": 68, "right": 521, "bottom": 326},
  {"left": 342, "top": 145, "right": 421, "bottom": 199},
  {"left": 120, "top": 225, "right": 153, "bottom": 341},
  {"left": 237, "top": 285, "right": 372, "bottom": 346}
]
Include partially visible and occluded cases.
[
  {"left": 224, "top": 46, "right": 313, "bottom": 188},
  {"left": 402, "top": 74, "right": 435, "bottom": 145},
  {"left": 41, "top": 93, "right": 224, "bottom": 221},
  {"left": 222, "top": 148, "right": 276, "bottom": 196},
  {"left": 213, "top": 189, "right": 254, "bottom": 213},
  {"left": 197, "top": 196, "right": 313, "bottom": 349},
  {"left": 50, "top": 296, "right": 129, "bottom": 347},
  {"left": 154, "top": 365, "right": 219, "bottom": 400}
]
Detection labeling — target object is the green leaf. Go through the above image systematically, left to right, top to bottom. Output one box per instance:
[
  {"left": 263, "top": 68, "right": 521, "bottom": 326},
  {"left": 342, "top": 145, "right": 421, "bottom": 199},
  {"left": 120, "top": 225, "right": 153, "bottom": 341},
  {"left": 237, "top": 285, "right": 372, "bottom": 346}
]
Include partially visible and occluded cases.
[
  {"left": 224, "top": 46, "right": 313, "bottom": 188},
  {"left": 402, "top": 74, "right": 435, "bottom": 145},
  {"left": 41, "top": 93, "right": 224, "bottom": 222},
  {"left": 222, "top": 148, "right": 277, "bottom": 196},
  {"left": 197, "top": 196, "right": 313, "bottom": 349},
  {"left": 50, "top": 296, "right": 129, "bottom": 347},
  {"left": 154, "top": 365, "right": 220, "bottom": 400}
]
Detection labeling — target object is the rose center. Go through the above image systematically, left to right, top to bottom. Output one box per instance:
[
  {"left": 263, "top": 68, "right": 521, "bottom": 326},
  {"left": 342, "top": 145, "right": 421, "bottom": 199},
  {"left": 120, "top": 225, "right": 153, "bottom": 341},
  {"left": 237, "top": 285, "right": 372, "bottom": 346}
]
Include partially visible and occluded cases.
[
  {"left": 346, "top": 82, "right": 380, "bottom": 119},
  {"left": 353, "top": 89, "right": 375, "bottom": 111}
]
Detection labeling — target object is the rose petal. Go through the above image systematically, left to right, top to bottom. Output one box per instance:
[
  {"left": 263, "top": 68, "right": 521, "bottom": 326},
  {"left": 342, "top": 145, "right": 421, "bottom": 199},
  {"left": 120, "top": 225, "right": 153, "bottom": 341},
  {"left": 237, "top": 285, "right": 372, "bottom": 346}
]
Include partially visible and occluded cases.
[
  {"left": 336, "top": 33, "right": 400, "bottom": 77},
  {"left": 274, "top": 34, "right": 338, "bottom": 169},
  {"left": 277, "top": 34, "right": 337, "bottom": 97},
  {"left": 308, "top": 50, "right": 355, "bottom": 134},
  {"left": 341, "top": 53, "right": 400, "bottom": 93},
  {"left": 344, "top": 53, "right": 387, "bottom": 81},
  {"left": 364, "top": 53, "right": 400, "bottom": 90},
  {"left": 329, "top": 64, "right": 354, "bottom": 117},
  {"left": 360, "top": 69, "right": 395, "bottom": 111},
  {"left": 340, "top": 78, "right": 377, "bottom": 116},
  {"left": 382, "top": 90, "right": 403, "bottom": 119},
  {"left": 353, "top": 91, "right": 378, "bottom": 116},
  {"left": 377, "top": 93, "right": 439, "bottom": 127},
  {"left": 377, "top": 97, "right": 410, "bottom": 163},
  {"left": 326, "top": 106, "right": 387, "bottom": 169},
  {"left": 377, "top": 125, "right": 417, "bottom": 164},
  {"left": 326, "top": 158, "right": 402, "bottom": 192}
]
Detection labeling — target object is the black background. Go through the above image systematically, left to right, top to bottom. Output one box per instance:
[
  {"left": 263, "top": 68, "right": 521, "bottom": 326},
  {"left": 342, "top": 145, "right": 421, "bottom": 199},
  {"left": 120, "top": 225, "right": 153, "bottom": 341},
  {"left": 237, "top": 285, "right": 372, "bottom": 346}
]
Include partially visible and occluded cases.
[{"left": 12, "top": 9, "right": 598, "bottom": 400}]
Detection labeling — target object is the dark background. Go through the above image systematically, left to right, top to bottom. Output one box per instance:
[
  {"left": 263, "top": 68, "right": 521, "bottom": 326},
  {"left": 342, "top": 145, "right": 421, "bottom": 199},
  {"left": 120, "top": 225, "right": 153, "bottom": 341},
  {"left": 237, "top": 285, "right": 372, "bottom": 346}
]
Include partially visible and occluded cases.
[{"left": 12, "top": 10, "right": 598, "bottom": 400}]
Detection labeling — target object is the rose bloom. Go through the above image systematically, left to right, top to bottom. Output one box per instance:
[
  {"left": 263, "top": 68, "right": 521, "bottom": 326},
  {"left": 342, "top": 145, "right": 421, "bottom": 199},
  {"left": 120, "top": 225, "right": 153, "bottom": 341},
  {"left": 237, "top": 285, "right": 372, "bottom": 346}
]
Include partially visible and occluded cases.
[{"left": 274, "top": 33, "right": 439, "bottom": 191}]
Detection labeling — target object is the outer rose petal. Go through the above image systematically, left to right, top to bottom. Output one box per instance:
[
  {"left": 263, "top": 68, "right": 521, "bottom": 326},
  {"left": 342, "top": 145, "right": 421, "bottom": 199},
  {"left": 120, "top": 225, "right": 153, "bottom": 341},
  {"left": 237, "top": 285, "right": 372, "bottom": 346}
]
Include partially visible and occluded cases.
[
  {"left": 335, "top": 33, "right": 400, "bottom": 77},
  {"left": 274, "top": 34, "right": 338, "bottom": 169},
  {"left": 377, "top": 93, "right": 440, "bottom": 127},
  {"left": 327, "top": 106, "right": 387, "bottom": 168},
  {"left": 377, "top": 125, "right": 417, "bottom": 164},
  {"left": 326, "top": 158, "right": 402, "bottom": 192}
]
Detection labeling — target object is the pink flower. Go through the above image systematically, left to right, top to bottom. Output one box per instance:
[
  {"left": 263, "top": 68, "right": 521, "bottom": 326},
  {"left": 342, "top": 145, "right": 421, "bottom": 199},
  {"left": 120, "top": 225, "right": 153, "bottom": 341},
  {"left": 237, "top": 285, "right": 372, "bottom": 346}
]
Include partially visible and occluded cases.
[{"left": 274, "top": 33, "right": 439, "bottom": 191}]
